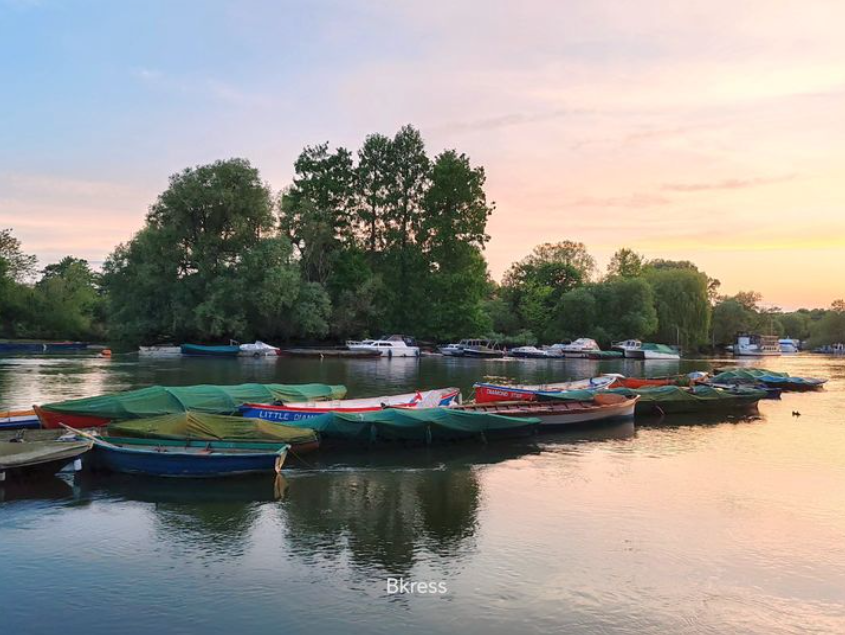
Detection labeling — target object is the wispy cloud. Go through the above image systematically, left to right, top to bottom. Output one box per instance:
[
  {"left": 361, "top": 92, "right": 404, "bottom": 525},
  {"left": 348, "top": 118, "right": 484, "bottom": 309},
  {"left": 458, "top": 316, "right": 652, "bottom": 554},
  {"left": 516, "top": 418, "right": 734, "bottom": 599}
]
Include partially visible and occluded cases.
[{"left": 661, "top": 174, "right": 798, "bottom": 192}]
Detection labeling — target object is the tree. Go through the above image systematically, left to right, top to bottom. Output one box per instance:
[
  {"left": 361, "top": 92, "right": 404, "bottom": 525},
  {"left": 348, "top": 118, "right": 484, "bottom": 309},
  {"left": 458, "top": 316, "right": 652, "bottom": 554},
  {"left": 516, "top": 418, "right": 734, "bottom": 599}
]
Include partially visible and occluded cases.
[
  {"left": 356, "top": 133, "right": 393, "bottom": 256},
  {"left": 281, "top": 144, "right": 357, "bottom": 285},
  {"left": 104, "top": 159, "right": 326, "bottom": 344},
  {"left": 0, "top": 228, "right": 37, "bottom": 283},
  {"left": 606, "top": 248, "right": 644, "bottom": 279},
  {"left": 34, "top": 257, "right": 104, "bottom": 339},
  {"left": 645, "top": 267, "right": 711, "bottom": 348},
  {"left": 593, "top": 277, "right": 658, "bottom": 342},
  {"left": 548, "top": 287, "right": 598, "bottom": 342},
  {"left": 712, "top": 297, "right": 754, "bottom": 346},
  {"left": 809, "top": 300, "right": 845, "bottom": 347}
]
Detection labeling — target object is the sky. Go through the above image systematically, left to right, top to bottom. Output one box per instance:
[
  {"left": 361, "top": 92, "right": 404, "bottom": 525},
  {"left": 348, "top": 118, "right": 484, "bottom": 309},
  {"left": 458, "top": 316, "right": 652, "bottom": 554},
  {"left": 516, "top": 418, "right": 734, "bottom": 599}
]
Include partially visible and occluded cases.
[{"left": 1, "top": 0, "right": 843, "bottom": 310}]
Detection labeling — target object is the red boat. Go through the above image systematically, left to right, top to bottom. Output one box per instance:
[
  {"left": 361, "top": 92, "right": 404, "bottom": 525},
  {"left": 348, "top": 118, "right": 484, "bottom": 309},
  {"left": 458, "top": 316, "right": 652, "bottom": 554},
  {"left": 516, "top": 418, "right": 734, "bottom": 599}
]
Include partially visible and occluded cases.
[{"left": 33, "top": 406, "right": 111, "bottom": 430}]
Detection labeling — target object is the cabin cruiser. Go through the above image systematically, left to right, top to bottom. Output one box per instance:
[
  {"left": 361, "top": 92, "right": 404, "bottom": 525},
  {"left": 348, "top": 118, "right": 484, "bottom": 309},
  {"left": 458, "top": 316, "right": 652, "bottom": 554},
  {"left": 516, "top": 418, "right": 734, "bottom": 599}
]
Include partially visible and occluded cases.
[
  {"left": 733, "top": 334, "right": 781, "bottom": 357},
  {"left": 347, "top": 335, "right": 420, "bottom": 357},
  {"left": 547, "top": 338, "right": 602, "bottom": 358},
  {"left": 779, "top": 338, "right": 800, "bottom": 354},
  {"left": 462, "top": 339, "right": 505, "bottom": 358},
  {"left": 611, "top": 339, "right": 642, "bottom": 358},
  {"left": 238, "top": 341, "right": 280, "bottom": 357},
  {"left": 439, "top": 342, "right": 465, "bottom": 356},
  {"left": 510, "top": 346, "right": 549, "bottom": 359}
]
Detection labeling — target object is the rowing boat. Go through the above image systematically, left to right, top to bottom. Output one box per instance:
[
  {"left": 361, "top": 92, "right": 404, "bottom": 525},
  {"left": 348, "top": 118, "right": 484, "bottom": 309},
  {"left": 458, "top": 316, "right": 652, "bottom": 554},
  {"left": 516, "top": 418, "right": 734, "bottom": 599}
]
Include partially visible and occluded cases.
[
  {"left": 473, "top": 376, "right": 617, "bottom": 403},
  {"left": 35, "top": 382, "right": 347, "bottom": 429},
  {"left": 240, "top": 387, "right": 462, "bottom": 423},
  {"left": 457, "top": 393, "right": 638, "bottom": 427},
  {"left": 0, "top": 409, "right": 41, "bottom": 430},
  {"left": 65, "top": 426, "right": 288, "bottom": 478},
  {"left": 0, "top": 439, "right": 92, "bottom": 481}
]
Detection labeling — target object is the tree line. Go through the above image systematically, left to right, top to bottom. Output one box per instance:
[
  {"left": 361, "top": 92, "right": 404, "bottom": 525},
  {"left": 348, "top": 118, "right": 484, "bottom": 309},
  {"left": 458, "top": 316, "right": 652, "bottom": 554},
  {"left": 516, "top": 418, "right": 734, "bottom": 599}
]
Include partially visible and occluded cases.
[{"left": 1, "top": 125, "right": 843, "bottom": 349}]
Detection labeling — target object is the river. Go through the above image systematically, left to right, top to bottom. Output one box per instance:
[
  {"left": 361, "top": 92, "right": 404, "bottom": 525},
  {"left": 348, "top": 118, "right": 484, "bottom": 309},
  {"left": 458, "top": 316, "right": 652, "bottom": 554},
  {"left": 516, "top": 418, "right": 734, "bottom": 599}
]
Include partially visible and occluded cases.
[{"left": 1, "top": 353, "right": 843, "bottom": 634}]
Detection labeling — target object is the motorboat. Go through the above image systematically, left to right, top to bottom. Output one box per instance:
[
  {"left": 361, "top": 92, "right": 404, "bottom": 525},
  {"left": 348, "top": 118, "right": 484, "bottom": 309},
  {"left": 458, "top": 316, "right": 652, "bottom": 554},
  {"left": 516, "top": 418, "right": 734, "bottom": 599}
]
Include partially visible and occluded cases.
[
  {"left": 733, "top": 334, "right": 781, "bottom": 357},
  {"left": 347, "top": 335, "right": 420, "bottom": 358},
  {"left": 547, "top": 338, "right": 602, "bottom": 358},
  {"left": 778, "top": 338, "right": 800, "bottom": 354},
  {"left": 611, "top": 339, "right": 642, "bottom": 358},
  {"left": 461, "top": 340, "right": 505, "bottom": 359},
  {"left": 238, "top": 341, "right": 280, "bottom": 357},
  {"left": 138, "top": 345, "right": 182, "bottom": 357},
  {"left": 510, "top": 346, "right": 549, "bottom": 359}
]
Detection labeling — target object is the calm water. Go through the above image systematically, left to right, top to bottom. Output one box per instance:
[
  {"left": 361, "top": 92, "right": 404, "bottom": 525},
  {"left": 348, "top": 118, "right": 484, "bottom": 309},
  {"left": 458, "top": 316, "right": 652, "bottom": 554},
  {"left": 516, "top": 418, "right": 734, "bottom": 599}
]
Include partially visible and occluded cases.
[{"left": 1, "top": 353, "right": 844, "bottom": 634}]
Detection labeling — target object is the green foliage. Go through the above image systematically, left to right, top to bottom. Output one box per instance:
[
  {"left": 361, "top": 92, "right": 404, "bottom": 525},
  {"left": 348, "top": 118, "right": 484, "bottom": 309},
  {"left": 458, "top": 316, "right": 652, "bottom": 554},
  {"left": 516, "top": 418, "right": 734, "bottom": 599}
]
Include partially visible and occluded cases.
[
  {"left": 103, "top": 159, "right": 328, "bottom": 344},
  {"left": 0, "top": 228, "right": 37, "bottom": 282},
  {"left": 606, "top": 248, "right": 644, "bottom": 279},
  {"left": 645, "top": 267, "right": 711, "bottom": 348},
  {"left": 808, "top": 300, "right": 845, "bottom": 347}
]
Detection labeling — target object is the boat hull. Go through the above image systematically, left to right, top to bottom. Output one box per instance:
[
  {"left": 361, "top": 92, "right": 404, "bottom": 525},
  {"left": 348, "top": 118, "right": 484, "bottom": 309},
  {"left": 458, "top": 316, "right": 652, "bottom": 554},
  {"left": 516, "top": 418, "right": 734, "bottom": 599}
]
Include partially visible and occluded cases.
[
  {"left": 180, "top": 344, "right": 241, "bottom": 357},
  {"left": 138, "top": 346, "right": 181, "bottom": 357},
  {"left": 473, "top": 376, "right": 617, "bottom": 403},
  {"left": 458, "top": 395, "right": 637, "bottom": 427},
  {"left": 35, "top": 407, "right": 111, "bottom": 430},
  {"left": 0, "top": 410, "right": 41, "bottom": 430},
  {"left": 105, "top": 436, "right": 320, "bottom": 456},
  {"left": 0, "top": 441, "right": 91, "bottom": 481},
  {"left": 88, "top": 442, "right": 287, "bottom": 477}
]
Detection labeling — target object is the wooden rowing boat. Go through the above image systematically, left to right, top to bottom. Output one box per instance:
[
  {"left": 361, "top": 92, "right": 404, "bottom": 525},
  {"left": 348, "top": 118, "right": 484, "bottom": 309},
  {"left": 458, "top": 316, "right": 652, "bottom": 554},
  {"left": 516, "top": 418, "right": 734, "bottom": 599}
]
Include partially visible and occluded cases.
[
  {"left": 473, "top": 376, "right": 617, "bottom": 403},
  {"left": 456, "top": 393, "right": 638, "bottom": 427},
  {"left": 0, "top": 439, "right": 92, "bottom": 481}
]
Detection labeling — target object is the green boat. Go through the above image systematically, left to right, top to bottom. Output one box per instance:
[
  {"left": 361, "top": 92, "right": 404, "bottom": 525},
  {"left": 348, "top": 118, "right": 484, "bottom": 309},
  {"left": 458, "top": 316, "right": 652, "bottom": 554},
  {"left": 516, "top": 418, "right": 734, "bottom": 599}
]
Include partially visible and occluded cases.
[
  {"left": 180, "top": 343, "right": 241, "bottom": 357},
  {"left": 711, "top": 368, "right": 827, "bottom": 391},
  {"left": 36, "top": 382, "right": 347, "bottom": 429},
  {"left": 538, "top": 385, "right": 766, "bottom": 416},
  {"left": 279, "top": 407, "right": 540, "bottom": 445},
  {"left": 107, "top": 412, "right": 320, "bottom": 454}
]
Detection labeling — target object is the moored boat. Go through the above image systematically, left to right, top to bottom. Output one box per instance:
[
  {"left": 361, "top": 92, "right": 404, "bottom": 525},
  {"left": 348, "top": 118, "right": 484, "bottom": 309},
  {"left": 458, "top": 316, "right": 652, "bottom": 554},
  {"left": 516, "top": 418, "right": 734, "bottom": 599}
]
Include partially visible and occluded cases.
[
  {"left": 733, "top": 334, "right": 781, "bottom": 357},
  {"left": 347, "top": 335, "right": 420, "bottom": 357},
  {"left": 547, "top": 338, "right": 602, "bottom": 358},
  {"left": 460, "top": 339, "right": 504, "bottom": 359},
  {"left": 611, "top": 339, "right": 643, "bottom": 358},
  {"left": 238, "top": 341, "right": 280, "bottom": 357},
  {"left": 181, "top": 343, "right": 241, "bottom": 357},
  {"left": 639, "top": 343, "right": 681, "bottom": 361},
  {"left": 138, "top": 344, "right": 181, "bottom": 357},
  {"left": 510, "top": 346, "right": 549, "bottom": 359},
  {"left": 710, "top": 368, "right": 827, "bottom": 391},
  {"left": 473, "top": 375, "right": 618, "bottom": 403},
  {"left": 34, "top": 382, "right": 347, "bottom": 429},
  {"left": 540, "top": 385, "right": 767, "bottom": 416},
  {"left": 240, "top": 387, "right": 462, "bottom": 423},
  {"left": 457, "top": 392, "right": 638, "bottom": 427},
  {"left": 272, "top": 408, "right": 539, "bottom": 445},
  {"left": 0, "top": 409, "right": 41, "bottom": 430},
  {"left": 106, "top": 411, "right": 320, "bottom": 455},
  {"left": 66, "top": 426, "right": 288, "bottom": 478},
  {"left": 0, "top": 439, "right": 92, "bottom": 480}
]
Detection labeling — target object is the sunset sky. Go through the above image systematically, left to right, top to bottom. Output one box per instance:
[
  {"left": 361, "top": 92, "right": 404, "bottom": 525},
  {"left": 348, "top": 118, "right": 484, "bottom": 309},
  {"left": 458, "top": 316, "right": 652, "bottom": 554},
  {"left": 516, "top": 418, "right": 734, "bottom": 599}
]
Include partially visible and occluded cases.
[{"left": 1, "top": 0, "right": 843, "bottom": 310}]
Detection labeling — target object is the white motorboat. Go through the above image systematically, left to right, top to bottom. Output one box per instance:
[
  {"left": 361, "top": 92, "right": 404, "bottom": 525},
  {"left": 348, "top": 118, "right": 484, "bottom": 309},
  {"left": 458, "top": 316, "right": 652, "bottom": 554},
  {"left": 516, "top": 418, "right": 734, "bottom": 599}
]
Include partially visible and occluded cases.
[
  {"left": 733, "top": 334, "right": 781, "bottom": 357},
  {"left": 347, "top": 335, "right": 420, "bottom": 358},
  {"left": 547, "top": 338, "right": 602, "bottom": 358},
  {"left": 778, "top": 338, "right": 800, "bottom": 354},
  {"left": 611, "top": 339, "right": 642, "bottom": 358},
  {"left": 238, "top": 341, "right": 280, "bottom": 357},
  {"left": 639, "top": 343, "right": 681, "bottom": 360}
]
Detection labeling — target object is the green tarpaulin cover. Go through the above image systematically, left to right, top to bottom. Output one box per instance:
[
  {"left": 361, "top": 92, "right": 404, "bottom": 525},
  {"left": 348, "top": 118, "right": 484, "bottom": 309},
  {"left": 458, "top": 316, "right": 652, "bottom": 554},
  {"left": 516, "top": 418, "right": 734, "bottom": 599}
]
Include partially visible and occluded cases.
[
  {"left": 712, "top": 368, "right": 789, "bottom": 381},
  {"left": 41, "top": 383, "right": 347, "bottom": 420},
  {"left": 538, "top": 385, "right": 766, "bottom": 414},
  {"left": 282, "top": 407, "right": 539, "bottom": 443},
  {"left": 108, "top": 412, "right": 318, "bottom": 445}
]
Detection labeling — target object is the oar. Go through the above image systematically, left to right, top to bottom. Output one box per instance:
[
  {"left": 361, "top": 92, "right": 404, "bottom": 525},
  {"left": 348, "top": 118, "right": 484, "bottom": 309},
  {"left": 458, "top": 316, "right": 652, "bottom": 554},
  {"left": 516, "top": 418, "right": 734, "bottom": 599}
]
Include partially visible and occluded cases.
[{"left": 58, "top": 423, "right": 114, "bottom": 447}]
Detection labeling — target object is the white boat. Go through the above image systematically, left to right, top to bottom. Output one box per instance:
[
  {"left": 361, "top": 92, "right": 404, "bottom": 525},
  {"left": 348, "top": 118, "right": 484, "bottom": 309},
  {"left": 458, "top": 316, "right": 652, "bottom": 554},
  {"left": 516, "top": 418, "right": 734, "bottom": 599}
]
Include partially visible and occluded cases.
[
  {"left": 733, "top": 334, "right": 781, "bottom": 357},
  {"left": 347, "top": 335, "right": 420, "bottom": 358},
  {"left": 547, "top": 338, "right": 602, "bottom": 358},
  {"left": 779, "top": 338, "right": 800, "bottom": 354},
  {"left": 611, "top": 339, "right": 642, "bottom": 358},
  {"left": 238, "top": 341, "right": 280, "bottom": 357},
  {"left": 439, "top": 343, "right": 464, "bottom": 356},
  {"left": 639, "top": 343, "right": 681, "bottom": 361},
  {"left": 138, "top": 345, "right": 182, "bottom": 357},
  {"left": 510, "top": 346, "right": 549, "bottom": 359},
  {"left": 473, "top": 375, "right": 618, "bottom": 403},
  {"left": 240, "top": 387, "right": 462, "bottom": 422},
  {"left": 458, "top": 393, "right": 639, "bottom": 427}
]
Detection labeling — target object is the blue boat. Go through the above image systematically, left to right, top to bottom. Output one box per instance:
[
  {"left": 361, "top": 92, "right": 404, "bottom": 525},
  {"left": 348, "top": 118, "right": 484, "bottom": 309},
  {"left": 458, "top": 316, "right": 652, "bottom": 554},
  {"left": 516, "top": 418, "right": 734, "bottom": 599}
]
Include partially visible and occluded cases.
[
  {"left": 0, "top": 341, "right": 88, "bottom": 353},
  {"left": 180, "top": 343, "right": 241, "bottom": 357},
  {"left": 66, "top": 426, "right": 287, "bottom": 477}
]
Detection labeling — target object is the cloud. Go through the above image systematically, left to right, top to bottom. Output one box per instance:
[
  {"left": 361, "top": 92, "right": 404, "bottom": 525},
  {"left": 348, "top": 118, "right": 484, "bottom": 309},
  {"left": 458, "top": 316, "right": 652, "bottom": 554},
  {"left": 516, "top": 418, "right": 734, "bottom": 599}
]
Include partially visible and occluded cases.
[{"left": 661, "top": 174, "right": 798, "bottom": 192}]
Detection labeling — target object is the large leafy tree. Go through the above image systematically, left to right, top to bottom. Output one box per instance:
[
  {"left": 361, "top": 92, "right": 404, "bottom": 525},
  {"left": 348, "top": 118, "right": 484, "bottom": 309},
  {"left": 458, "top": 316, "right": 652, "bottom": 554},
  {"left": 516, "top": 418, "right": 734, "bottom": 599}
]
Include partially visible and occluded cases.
[
  {"left": 104, "top": 159, "right": 328, "bottom": 344},
  {"left": 606, "top": 248, "right": 644, "bottom": 279},
  {"left": 34, "top": 257, "right": 104, "bottom": 339},
  {"left": 645, "top": 267, "right": 711, "bottom": 348}
]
